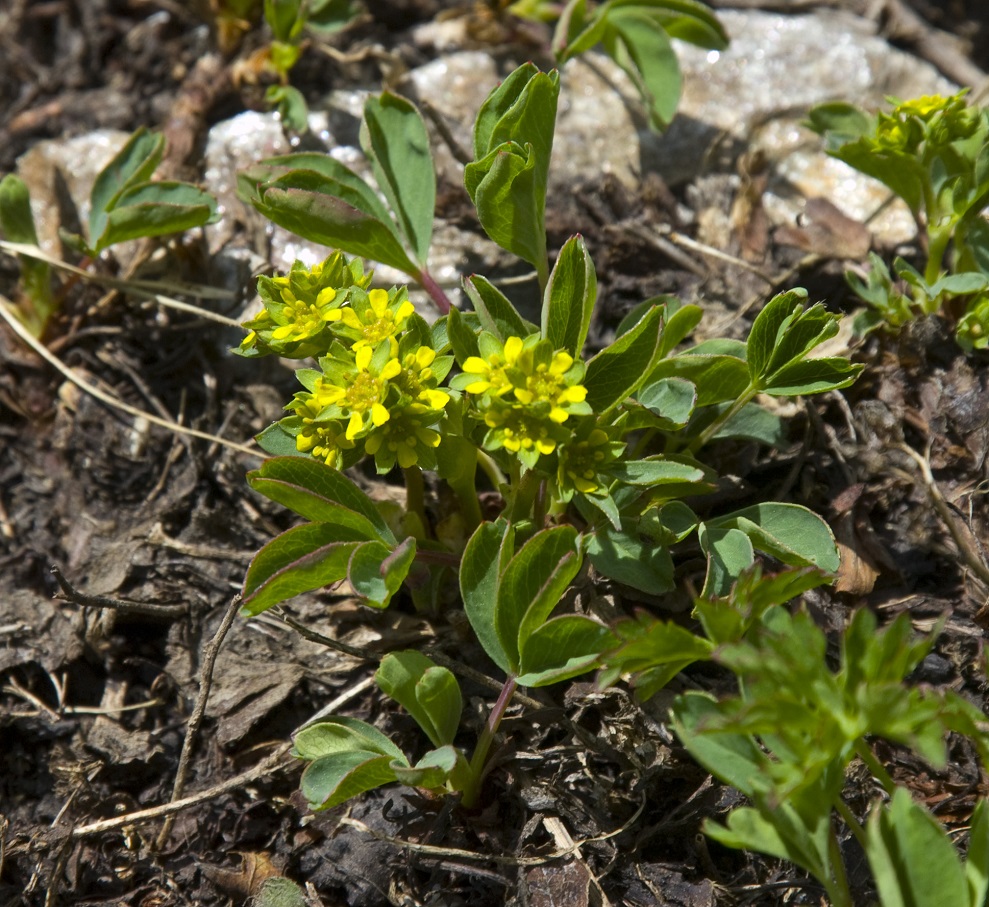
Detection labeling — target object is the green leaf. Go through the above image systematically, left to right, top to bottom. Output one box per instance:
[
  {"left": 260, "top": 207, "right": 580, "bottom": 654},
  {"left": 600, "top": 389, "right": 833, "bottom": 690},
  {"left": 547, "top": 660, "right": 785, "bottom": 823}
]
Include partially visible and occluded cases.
[
  {"left": 264, "top": 0, "right": 304, "bottom": 42},
  {"left": 307, "top": 0, "right": 361, "bottom": 32},
  {"left": 649, "top": 0, "right": 729, "bottom": 49},
  {"left": 606, "top": 9, "right": 681, "bottom": 129},
  {"left": 472, "top": 63, "right": 557, "bottom": 160},
  {"left": 467, "top": 66, "right": 560, "bottom": 279},
  {"left": 267, "top": 84, "right": 309, "bottom": 133},
  {"left": 361, "top": 92, "right": 435, "bottom": 264},
  {"left": 804, "top": 102, "right": 873, "bottom": 144},
  {"left": 89, "top": 127, "right": 163, "bottom": 242},
  {"left": 465, "top": 142, "right": 548, "bottom": 278},
  {"left": 240, "top": 153, "right": 396, "bottom": 226},
  {"left": 0, "top": 174, "right": 53, "bottom": 334},
  {"left": 93, "top": 180, "right": 218, "bottom": 251},
  {"left": 255, "top": 183, "right": 419, "bottom": 277},
  {"left": 541, "top": 234, "right": 597, "bottom": 356},
  {"left": 463, "top": 274, "right": 535, "bottom": 342},
  {"left": 584, "top": 304, "right": 665, "bottom": 412},
  {"left": 446, "top": 306, "right": 482, "bottom": 364},
  {"left": 646, "top": 353, "right": 749, "bottom": 406},
  {"left": 761, "top": 356, "right": 863, "bottom": 396},
  {"left": 634, "top": 377, "right": 696, "bottom": 429},
  {"left": 707, "top": 401, "right": 785, "bottom": 445},
  {"left": 248, "top": 456, "right": 395, "bottom": 541},
  {"left": 606, "top": 457, "right": 705, "bottom": 486},
  {"left": 706, "top": 502, "right": 840, "bottom": 575},
  {"left": 460, "top": 519, "right": 515, "bottom": 673},
  {"left": 241, "top": 523, "right": 366, "bottom": 615},
  {"left": 699, "top": 525, "right": 755, "bottom": 598},
  {"left": 498, "top": 526, "right": 581, "bottom": 671},
  {"left": 586, "top": 526, "right": 675, "bottom": 594},
  {"left": 347, "top": 538, "right": 415, "bottom": 609},
  {"left": 600, "top": 613, "right": 713, "bottom": 700},
  {"left": 517, "top": 615, "right": 614, "bottom": 687},
  {"left": 375, "top": 651, "right": 462, "bottom": 748},
  {"left": 671, "top": 691, "right": 767, "bottom": 795},
  {"left": 294, "top": 716, "right": 406, "bottom": 761},
  {"left": 391, "top": 745, "right": 463, "bottom": 789},
  {"left": 300, "top": 751, "right": 398, "bottom": 810},
  {"left": 866, "top": 788, "right": 968, "bottom": 907},
  {"left": 966, "top": 799, "right": 989, "bottom": 907}
]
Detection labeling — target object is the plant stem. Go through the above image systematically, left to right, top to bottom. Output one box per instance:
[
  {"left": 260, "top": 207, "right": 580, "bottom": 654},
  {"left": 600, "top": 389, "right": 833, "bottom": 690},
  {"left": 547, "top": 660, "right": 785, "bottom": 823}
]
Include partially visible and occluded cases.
[
  {"left": 923, "top": 226, "right": 952, "bottom": 305},
  {"left": 417, "top": 268, "right": 454, "bottom": 315},
  {"left": 687, "top": 385, "right": 757, "bottom": 454},
  {"left": 476, "top": 450, "right": 507, "bottom": 491},
  {"left": 403, "top": 465, "right": 428, "bottom": 535},
  {"left": 507, "top": 468, "right": 541, "bottom": 523},
  {"left": 449, "top": 475, "right": 483, "bottom": 534},
  {"left": 461, "top": 674, "right": 517, "bottom": 809},
  {"left": 855, "top": 739, "right": 898, "bottom": 797},
  {"left": 834, "top": 795, "right": 868, "bottom": 849},
  {"left": 824, "top": 822, "right": 856, "bottom": 907}
]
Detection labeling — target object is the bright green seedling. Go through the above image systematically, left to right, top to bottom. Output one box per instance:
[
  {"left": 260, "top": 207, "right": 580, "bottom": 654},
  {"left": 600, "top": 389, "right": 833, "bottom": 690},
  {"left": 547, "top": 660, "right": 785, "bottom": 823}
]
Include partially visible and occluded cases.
[
  {"left": 261, "top": 0, "right": 361, "bottom": 132},
  {"left": 510, "top": 0, "right": 728, "bottom": 130},
  {"left": 238, "top": 90, "right": 452, "bottom": 313},
  {"left": 808, "top": 91, "right": 989, "bottom": 347},
  {"left": 0, "top": 128, "right": 218, "bottom": 337},
  {"left": 664, "top": 586, "right": 989, "bottom": 907}
]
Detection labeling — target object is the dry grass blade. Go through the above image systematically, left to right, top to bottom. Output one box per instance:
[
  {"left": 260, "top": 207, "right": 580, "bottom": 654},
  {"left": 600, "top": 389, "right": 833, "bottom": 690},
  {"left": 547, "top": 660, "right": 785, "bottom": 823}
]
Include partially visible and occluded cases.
[{"left": 0, "top": 294, "right": 262, "bottom": 459}]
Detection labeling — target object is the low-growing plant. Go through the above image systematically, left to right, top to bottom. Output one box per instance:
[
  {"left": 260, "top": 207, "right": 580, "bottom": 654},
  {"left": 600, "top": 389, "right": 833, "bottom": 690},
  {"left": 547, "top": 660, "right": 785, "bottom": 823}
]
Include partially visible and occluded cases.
[
  {"left": 235, "top": 65, "right": 862, "bottom": 813},
  {"left": 807, "top": 91, "right": 989, "bottom": 348},
  {"left": 0, "top": 127, "right": 218, "bottom": 337},
  {"left": 602, "top": 564, "right": 989, "bottom": 907}
]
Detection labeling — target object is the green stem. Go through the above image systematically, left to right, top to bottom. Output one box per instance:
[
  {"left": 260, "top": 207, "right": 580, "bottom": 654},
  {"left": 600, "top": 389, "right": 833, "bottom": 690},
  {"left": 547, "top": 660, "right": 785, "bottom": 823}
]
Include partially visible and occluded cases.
[
  {"left": 923, "top": 227, "right": 952, "bottom": 309},
  {"left": 687, "top": 385, "right": 758, "bottom": 455},
  {"left": 476, "top": 450, "right": 507, "bottom": 491},
  {"left": 403, "top": 466, "right": 428, "bottom": 536},
  {"left": 506, "top": 468, "right": 541, "bottom": 523},
  {"left": 449, "top": 476, "right": 483, "bottom": 534},
  {"left": 461, "top": 674, "right": 517, "bottom": 809},
  {"left": 855, "top": 739, "right": 897, "bottom": 797},
  {"left": 834, "top": 795, "right": 868, "bottom": 850},
  {"left": 824, "top": 819, "right": 856, "bottom": 907}
]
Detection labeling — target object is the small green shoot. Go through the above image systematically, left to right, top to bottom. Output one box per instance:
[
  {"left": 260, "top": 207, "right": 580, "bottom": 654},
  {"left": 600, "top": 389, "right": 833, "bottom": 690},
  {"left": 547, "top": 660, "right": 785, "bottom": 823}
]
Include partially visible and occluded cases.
[{"left": 808, "top": 91, "right": 989, "bottom": 348}]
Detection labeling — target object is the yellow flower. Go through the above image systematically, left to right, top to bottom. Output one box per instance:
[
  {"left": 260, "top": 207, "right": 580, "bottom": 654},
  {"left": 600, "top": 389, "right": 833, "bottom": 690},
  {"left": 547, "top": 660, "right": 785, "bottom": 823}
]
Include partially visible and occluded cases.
[
  {"left": 269, "top": 286, "right": 338, "bottom": 342},
  {"left": 332, "top": 288, "right": 416, "bottom": 350},
  {"left": 459, "top": 335, "right": 523, "bottom": 396},
  {"left": 315, "top": 344, "right": 402, "bottom": 440},
  {"left": 395, "top": 346, "right": 451, "bottom": 410},
  {"left": 512, "top": 348, "right": 588, "bottom": 423},
  {"left": 291, "top": 397, "right": 356, "bottom": 467},
  {"left": 482, "top": 399, "right": 569, "bottom": 458},
  {"left": 364, "top": 404, "right": 442, "bottom": 470},
  {"left": 558, "top": 428, "right": 612, "bottom": 494}
]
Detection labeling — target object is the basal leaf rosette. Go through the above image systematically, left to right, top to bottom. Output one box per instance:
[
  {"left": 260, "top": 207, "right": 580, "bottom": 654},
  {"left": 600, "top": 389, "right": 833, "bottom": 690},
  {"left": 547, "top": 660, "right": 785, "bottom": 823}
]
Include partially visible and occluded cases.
[
  {"left": 238, "top": 252, "right": 372, "bottom": 358},
  {"left": 450, "top": 333, "right": 591, "bottom": 469}
]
